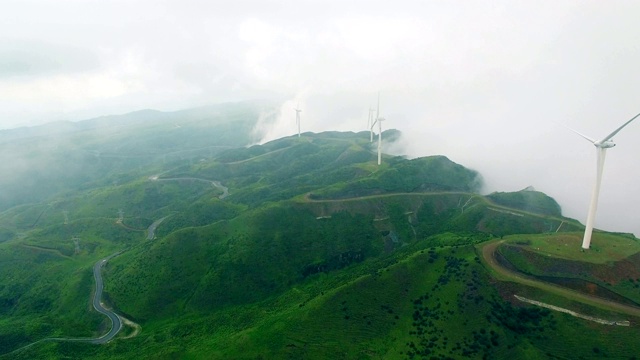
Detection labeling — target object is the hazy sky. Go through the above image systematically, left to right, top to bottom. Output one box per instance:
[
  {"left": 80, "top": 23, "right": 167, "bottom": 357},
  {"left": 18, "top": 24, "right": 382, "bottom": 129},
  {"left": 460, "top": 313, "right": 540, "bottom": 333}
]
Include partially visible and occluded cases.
[{"left": 2, "top": 0, "right": 640, "bottom": 236}]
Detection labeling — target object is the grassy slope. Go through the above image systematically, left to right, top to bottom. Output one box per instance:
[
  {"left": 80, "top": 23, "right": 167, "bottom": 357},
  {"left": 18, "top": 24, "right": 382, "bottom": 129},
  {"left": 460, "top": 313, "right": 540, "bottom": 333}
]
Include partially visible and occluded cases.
[
  {"left": 0, "top": 102, "right": 262, "bottom": 213},
  {"left": 5, "top": 127, "right": 640, "bottom": 359},
  {"left": 101, "top": 189, "right": 578, "bottom": 323},
  {"left": 487, "top": 190, "right": 562, "bottom": 217},
  {"left": 505, "top": 232, "right": 640, "bottom": 263},
  {"left": 495, "top": 233, "right": 640, "bottom": 305},
  {"left": 14, "top": 241, "right": 640, "bottom": 360},
  {"left": 0, "top": 242, "right": 105, "bottom": 354}
]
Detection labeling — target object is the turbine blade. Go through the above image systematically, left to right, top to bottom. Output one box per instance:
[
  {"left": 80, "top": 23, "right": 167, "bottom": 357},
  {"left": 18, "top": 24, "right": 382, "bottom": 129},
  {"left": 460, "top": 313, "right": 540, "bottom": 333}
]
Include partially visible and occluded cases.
[
  {"left": 601, "top": 111, "right": 640, "bottom": 142},
  {"left": 559, "top": 123, "right": 596, "bottom": 143}
]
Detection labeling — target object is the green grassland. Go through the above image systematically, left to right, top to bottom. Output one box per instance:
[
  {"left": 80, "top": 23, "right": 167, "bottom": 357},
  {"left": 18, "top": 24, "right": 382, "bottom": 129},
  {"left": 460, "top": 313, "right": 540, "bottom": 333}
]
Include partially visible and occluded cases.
[
  {"left": 2, "top": 111, "right": 640, "bottom": 359},
  {"left": 100, "top": 190, "right": 577, "bottom": 325},
  {"left": 487, "top": 190, "right": 562, "bottom": 217},
  {"left": 0, "top": 209, "right": 150, "bottom": 356},
  {"left": 504, "top": 232, "right": 640, "bottom": 263},
  {"left": 0, "top": 242, "right": 106, "bottom": 354},
  {"left": 10, "top": 242, "right": 640, "bottom": 360}
]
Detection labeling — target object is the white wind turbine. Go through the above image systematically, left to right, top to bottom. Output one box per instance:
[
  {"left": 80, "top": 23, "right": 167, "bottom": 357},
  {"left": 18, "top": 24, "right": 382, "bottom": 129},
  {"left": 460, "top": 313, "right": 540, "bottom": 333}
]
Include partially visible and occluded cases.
[
  {"left": 370, "top": 94, "right": 385, "bottom": 165},
  {"left": 295, "top": 105, "right": 302, "bottom": 137},
  {"left": 368, "top": 107, "right": 375, "bottom": 142},
  {"left": 565, "top": 112, "right": 640, "bottom": 249}
]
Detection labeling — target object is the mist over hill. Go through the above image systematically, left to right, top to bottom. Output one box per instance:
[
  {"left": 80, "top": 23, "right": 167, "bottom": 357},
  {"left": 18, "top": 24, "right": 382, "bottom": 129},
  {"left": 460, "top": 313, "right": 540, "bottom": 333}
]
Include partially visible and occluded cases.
[
  {"left": 0, "top": 102, "right": 267, "bottom": 211},
  {"left": 1, "top": 103, "right": 639, "bottom": 359}
]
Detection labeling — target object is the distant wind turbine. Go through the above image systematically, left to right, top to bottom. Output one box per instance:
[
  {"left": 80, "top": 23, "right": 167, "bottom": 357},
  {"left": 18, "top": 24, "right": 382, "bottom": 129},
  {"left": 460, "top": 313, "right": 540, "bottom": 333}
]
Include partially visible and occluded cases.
[
  {"left": 370, "top": 93, "right": 385, "bottom": 165},
  {"left": 370, "top": 94, "right": 380, "bottom": 143},
  {"left": 295, "top": 105, "right": 302, "bottom": 137},
  {"left": 368, "top": 107, "right": 375, "bottom": 141},
  {"left": 565, "top": 112, "right": 640, "bottom": 249}
]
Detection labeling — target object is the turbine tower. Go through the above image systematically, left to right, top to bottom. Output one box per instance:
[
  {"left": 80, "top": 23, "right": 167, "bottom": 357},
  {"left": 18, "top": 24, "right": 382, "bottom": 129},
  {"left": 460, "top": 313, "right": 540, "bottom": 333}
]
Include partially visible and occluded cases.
[
  {"left": 370, "top": 93, "right": 385, "bottom": 165},
  {"left": 370, "top": 94, "right": 380, "bottom": 143},
  {"left": 295, "top": 105, "right": 302, "bottom": 137},
  {"left": 368, "top": 107, "right": 375, "bottom": 141},
  {"left": 566, "top": 112, "right": 640, "bottom": 249},
  {"left": 376, "top": 116, "right": 385, "bottom": 165}
]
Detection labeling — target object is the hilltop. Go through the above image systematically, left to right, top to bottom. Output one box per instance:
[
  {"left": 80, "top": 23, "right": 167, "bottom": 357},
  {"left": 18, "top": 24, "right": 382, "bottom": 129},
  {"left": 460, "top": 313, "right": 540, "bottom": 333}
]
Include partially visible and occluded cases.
[{"left": 1, "top": 105, "right": 640, "bottom": 359}]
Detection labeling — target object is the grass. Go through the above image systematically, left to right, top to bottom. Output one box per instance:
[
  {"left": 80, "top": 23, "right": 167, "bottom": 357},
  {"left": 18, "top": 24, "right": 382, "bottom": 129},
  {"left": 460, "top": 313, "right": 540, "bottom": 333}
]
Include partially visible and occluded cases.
[
  {"left": 5, "top": 127, "right": 640, "bottom": 359},
  {"left": 0, "top": 211, "right": 149, "bottom": 357},
  {"left": 8, "top": 232, "right": 640, "bottom": 359},
  {"left": 506, "top": 232, "right": 640, "bottom": 264},
  {"left": 481, "top": 235, "right": 640, "bottom": 315},
  {"left": 63, "top": 242, "right": 640, "bottom": 359},
  {"left": 0, "top": 243, "right": 105, "bottom": 355},
  {"left": 496, "top": 281, "right": 634, "bottom": 324}
]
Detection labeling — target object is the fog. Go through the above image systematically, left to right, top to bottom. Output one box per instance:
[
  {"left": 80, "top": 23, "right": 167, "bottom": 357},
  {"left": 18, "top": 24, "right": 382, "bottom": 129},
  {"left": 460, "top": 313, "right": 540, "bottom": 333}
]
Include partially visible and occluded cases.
[{"left": 2, "top": 1, "right": 640, "bottom": 236}]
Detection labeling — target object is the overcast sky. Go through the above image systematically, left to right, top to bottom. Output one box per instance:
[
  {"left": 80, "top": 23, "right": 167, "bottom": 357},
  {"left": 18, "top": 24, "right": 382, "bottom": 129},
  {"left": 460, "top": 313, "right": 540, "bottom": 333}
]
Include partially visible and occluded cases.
[{"left": 2, "top": 0, "right": 640, "bottom": 236}]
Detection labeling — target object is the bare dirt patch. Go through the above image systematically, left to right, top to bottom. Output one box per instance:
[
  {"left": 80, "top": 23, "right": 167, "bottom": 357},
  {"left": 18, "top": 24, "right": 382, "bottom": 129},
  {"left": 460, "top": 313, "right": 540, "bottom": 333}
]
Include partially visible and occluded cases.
[{"left": 119, "top": 316, "right": 141, "bottom": 339}]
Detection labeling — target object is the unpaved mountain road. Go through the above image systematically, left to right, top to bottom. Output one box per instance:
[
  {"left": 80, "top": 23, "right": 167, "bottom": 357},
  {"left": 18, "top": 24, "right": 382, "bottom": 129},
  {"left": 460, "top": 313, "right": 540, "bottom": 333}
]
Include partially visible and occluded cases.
[{"left": 480, "top": 239, "right": 640, "bottom": 318}]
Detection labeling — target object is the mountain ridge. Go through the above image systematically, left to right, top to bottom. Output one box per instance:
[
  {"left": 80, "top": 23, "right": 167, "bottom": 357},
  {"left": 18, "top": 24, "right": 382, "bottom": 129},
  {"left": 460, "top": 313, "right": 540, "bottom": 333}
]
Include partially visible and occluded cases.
[{"left": 1, "top": 104, "right": 639, "bottom": 359}]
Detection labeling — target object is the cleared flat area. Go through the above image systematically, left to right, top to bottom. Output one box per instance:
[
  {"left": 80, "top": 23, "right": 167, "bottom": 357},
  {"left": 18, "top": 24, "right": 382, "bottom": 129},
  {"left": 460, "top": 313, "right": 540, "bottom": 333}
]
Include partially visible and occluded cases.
[{"left": 502, "top": 232, "right": 640, "bottom": 264}]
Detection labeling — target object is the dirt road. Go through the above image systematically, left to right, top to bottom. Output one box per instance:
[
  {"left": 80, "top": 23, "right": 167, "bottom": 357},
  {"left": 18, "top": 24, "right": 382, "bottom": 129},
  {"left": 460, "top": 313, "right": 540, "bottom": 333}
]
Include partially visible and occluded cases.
[{"left": 480, "top": 240, "right": 640, "bottom": 318}]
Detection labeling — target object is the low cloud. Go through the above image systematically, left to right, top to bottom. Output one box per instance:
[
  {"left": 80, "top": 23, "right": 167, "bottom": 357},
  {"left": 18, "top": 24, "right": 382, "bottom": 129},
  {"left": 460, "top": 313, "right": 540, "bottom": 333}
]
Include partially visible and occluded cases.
[{"left": 2, "top": 1, "right": 640, "bottom": 236}]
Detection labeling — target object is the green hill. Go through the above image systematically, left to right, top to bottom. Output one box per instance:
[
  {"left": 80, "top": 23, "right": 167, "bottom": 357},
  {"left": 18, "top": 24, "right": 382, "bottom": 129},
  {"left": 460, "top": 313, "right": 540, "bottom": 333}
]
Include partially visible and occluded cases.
[
  {"left": 0, "top": 102, "right": 264, "bottom": 212},
  {"left": 2, "top": 109, "right": 640, "bottom": 359},
  {"left": 487, "top": 188, "right": 562, "bottom": 217},
  {"left": 495, "top": 232, "right": 640, "bottom": 305}
]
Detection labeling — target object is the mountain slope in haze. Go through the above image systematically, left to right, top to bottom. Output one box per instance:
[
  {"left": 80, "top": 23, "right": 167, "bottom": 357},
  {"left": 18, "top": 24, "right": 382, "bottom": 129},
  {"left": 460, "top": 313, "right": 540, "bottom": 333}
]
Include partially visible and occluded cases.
[
  {"left": 0, "top": 101, "right": 267, "bottom": 212},
  {"left": 1, "top": 108, "right": 639, "bottom": 359},
  {"left": 186, "top": 129, "right": 481, "bottom": 206},
  {"left": 487, "top": 187, "right": 562, "bottom": 217}
]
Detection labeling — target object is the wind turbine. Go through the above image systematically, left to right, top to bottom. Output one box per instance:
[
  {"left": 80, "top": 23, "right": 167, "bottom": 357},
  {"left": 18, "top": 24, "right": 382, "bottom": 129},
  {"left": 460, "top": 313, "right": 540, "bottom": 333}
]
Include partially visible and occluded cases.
[
  {"left": 370, "top": 93, "right": 385, "bottom": 165},
  {"left": 295, "top": 105, "right": 302, "bottom": 137},
  {"left": 368, "top": 107, "right": 375, "bottom": 141},
  {"left": 566, "top": 112, "right": 640, "bottom": 249},
  {"left": 375, "top": 117, "right": 385, "bottom": 165}
]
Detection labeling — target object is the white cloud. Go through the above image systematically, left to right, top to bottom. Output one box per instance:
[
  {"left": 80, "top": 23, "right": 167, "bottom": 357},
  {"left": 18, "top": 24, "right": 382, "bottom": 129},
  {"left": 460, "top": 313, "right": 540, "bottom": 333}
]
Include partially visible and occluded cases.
[{"left": 1, "top": 0, "right": 640, "bottom": 236}]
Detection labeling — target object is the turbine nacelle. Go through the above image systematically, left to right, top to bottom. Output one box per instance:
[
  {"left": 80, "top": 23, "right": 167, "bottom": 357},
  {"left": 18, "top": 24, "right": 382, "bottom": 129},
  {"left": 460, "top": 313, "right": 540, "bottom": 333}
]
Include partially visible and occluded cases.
[
  {"left": 370, "top": 117, "right": 384, "bottom": 130},
  {"left": 595, "top": 140, "right": 615, "bottom": 149}
]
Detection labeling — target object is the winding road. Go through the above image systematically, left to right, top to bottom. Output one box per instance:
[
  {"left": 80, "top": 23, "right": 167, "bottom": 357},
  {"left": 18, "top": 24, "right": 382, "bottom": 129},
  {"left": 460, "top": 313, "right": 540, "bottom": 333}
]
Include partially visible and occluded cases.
[
  {"left": 144, "top": 176, "right": 229, "bottom": 240},
  {"left": 149, "top": 176, "right": 229, "bottom": 199},
  {"left": 304, "top": 191, "right": 637, "bottom": 318},
  {"left": 147, "top": 216, "right": 169, "bottom": 240},
  {"left": 480, "top": 240, "right": 640, "bottom": 318},
  {"left": 47, "top": 252, "right": 123, "bottom": 344},
  {"left": 2, "top": 253, "right": 124, "bottom": 357},
  {"left": 88, "top": 253, "right": 123, "bottom": 344}
]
